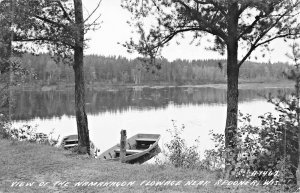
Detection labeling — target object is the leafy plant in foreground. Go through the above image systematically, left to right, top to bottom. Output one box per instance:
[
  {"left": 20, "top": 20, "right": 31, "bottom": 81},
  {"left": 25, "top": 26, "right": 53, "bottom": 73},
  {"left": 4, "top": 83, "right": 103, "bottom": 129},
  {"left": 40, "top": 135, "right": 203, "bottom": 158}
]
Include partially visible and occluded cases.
[
  {"left": 205, "top": 111, "right": 297, "bottom": 188},
  {"left": 164, "top": 120, "right": 201, "bottom": 169},
  {"left": 1, "top": 124, "right": 59, "bottom": 146}
]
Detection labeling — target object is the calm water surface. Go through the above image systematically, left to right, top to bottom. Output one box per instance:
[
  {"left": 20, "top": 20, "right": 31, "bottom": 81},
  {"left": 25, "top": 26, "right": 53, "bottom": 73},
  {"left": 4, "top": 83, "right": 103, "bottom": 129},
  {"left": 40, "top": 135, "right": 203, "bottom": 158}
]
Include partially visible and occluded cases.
[{"left": 12, "top": 86, "right": 291, "bottom": 157}]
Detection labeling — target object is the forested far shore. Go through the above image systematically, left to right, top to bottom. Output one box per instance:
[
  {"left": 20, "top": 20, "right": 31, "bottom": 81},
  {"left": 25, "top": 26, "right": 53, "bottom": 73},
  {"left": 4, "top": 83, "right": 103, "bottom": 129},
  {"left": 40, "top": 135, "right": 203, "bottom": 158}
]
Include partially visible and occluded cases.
[{"left": 20, "top": 53, "right": 290, "bottom": 86}]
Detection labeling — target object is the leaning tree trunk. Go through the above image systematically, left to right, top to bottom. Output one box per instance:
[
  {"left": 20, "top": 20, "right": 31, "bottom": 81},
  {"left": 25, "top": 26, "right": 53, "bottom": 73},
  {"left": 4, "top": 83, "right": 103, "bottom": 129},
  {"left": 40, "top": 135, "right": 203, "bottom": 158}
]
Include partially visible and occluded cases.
[
  {"left": 73, "top": 0, "right": 90, "bottom": 155},
  {"left": 224, "top": 2, "right": 239, "bottom": 179}
]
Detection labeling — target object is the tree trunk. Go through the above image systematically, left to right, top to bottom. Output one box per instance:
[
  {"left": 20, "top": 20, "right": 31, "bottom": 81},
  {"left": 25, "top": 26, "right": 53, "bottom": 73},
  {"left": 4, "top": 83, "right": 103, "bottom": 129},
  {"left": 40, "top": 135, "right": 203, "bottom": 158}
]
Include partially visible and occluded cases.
[
  {"left": 0, "top": 0, "right": 14, "bottom": 122},
  {"left": 73, "top": 0, "right": 90, "bottom": 155},
  {"left": 224, "top": 2, "right": 239, "bottom": 179},
  {"left": 0, "top": 31, "right": 11, "bottom": 122},
  {"left": 224, "top": 44, "right": 239, "bottom": 178},
  {"left": 288, "top": 72, "right": 300, "bottom": 186},
  {"left": 286, "top": 126, "right": 299, "bottom": 186}
]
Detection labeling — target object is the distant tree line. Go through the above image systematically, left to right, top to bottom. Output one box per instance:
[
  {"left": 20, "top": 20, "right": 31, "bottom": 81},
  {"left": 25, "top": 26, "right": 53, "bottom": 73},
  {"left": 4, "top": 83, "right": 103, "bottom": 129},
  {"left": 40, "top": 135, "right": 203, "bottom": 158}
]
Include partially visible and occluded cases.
[{"left": 21, "top": 53, "right": 289, "bottom": 85}]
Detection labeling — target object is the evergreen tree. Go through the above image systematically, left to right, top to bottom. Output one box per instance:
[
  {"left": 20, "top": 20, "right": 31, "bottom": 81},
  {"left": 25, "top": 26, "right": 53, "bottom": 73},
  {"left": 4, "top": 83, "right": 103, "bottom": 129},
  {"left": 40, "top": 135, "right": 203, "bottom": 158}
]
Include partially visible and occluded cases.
[
  {"left": 1, "top": 0, "right": 102, "bottom": 154},
  {"left": 121, "top": 0, "right": 300, "bottom": 177}
]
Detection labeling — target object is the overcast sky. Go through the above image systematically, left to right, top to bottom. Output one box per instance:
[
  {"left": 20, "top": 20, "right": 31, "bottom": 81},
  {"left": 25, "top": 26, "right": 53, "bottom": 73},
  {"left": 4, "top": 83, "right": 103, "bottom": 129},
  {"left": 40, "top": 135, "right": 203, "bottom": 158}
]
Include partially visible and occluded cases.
[{"left": 83, "top": 0, "right": 294, "bottom": 63}]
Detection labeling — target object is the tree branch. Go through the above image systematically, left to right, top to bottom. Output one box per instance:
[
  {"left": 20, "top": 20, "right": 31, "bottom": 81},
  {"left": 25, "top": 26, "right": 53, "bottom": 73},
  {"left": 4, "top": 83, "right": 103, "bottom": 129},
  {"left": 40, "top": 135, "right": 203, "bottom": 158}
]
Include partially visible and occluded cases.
[
  {"left": 55, "top": 0, "right": 74, "bottom": 23},
  {"left": 84, "top": 0, "right": 102, "bottom": 23},
  {"left": 175, "top": 0, "right": 226, "bottom": 40},
  {"left": 193, "top": 0, "right": 227, "bottom": 16},
  {"left": 206, "top": 0, "right": 227, "bottom": 16},
  {"left": 238, "top": 1, "right": 299, "bottom": 40},
  {"left": 238, "top": 3, "right": 299, "bottom": 67},
  {"left": 238, "top": 12, "right": 264, "bottom": 40},
  {"left": 84, "top": 14, "right": 101, "bottom": 31},
  {"left": 34, "top": 15, "right": 67, "bottom": 28},
  {"left": 159, "top": 27, "right": 203, "bottom": 46},
  {"left": 238, "top": 32, "right": 299, "bottom": 68},
  {"left": 256, "top": 33, "right": 299, "bottom": 48},
  {"left": 14, "top": 37, "right": 75, "bottom": 48}
]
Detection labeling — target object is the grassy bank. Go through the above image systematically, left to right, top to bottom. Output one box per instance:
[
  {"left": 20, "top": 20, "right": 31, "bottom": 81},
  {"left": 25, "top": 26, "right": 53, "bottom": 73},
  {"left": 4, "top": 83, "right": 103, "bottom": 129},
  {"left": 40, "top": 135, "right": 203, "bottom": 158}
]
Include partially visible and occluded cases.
[{"left": 0, "top": 139, "right": 287, "bottom": 193}]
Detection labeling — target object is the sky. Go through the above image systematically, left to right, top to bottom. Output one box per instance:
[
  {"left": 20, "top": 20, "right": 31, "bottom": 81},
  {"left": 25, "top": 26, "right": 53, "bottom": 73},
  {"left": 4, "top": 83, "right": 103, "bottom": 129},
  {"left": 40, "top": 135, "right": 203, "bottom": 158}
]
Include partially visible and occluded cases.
[{"left": 83, "top": 0, "right": 295, "bottom": 63}]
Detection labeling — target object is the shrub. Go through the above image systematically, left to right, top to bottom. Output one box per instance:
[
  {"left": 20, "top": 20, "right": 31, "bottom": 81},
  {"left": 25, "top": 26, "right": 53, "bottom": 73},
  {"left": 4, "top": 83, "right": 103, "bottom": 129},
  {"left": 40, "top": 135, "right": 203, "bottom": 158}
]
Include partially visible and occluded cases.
[
  {"left": 204, "top": 111, "right": 296, "bottom": 185},
  {"left": 163, "top": 120, "right": 201, "bottom": 169},
  {"left": 1, "top": 124, "right": 59, "bottom": 146}
]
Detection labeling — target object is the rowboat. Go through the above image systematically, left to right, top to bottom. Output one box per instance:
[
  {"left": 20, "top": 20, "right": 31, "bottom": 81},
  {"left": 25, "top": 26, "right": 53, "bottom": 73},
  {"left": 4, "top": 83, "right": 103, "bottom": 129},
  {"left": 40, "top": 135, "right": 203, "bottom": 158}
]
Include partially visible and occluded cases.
[
  {"left": 98, "top": 133, "right": 161, "bottom": 164},
  {"left": 60, "top": 135, "right": 100, "bottom": 157}
]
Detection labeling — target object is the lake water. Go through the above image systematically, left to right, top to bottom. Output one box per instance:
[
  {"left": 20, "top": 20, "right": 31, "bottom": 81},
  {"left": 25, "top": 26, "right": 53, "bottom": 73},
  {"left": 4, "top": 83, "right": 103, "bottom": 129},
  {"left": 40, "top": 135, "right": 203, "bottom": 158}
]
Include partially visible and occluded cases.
[{"left": 12, "top": 85, "right": 292, "bottom": 158}]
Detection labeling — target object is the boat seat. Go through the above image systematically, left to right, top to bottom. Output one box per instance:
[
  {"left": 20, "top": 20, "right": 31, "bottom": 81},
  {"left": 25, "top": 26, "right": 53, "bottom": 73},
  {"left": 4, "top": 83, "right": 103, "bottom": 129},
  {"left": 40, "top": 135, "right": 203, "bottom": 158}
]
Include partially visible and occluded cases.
[
  {"left": 135, "top": 138, "right": 157, "bottom": 142},
  {"left": 64, "top": 140, "right": 78, "bottom": 143},
  {"left": 64, "top": 144, "right": 78, "bottom": 148},
  {"left": 114, "top": 149, "right": 143, "bottom": 154}
]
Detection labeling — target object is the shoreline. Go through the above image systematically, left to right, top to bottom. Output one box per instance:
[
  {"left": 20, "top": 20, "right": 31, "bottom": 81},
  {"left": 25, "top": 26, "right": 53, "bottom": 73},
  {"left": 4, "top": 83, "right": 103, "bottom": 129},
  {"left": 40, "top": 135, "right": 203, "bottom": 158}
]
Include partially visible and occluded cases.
[{"left": 15, "top": 80, "right": 294, "bottom": 92}]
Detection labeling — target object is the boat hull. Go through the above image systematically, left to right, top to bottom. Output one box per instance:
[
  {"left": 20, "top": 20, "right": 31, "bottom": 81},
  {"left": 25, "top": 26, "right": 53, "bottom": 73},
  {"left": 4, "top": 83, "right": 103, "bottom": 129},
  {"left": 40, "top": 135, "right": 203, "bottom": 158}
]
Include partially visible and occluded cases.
[
  {"left": 99, "top": 133, "right": 161, "bottom": 164},
  {"left": 59, "top": 135, "right": 100, "bottom": 157}
]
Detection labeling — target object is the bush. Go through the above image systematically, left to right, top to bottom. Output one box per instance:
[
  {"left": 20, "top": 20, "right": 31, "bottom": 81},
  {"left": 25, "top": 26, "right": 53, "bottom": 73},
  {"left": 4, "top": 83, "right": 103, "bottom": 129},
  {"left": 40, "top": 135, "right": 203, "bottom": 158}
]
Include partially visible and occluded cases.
[
  {"left": 161, "top": 110, "right": 297, "bottom": 190},
  {"left": 204, "top": 111, "right": 296, "bottom": 185},
  {"left": 0, "top": 119, "right": 11, "bottom": 139},
  {"left": 163, "top": 120, "right": 201, "bottom": 169},
  {"left": 1, "top": 124, "right": 59, "bottom": 146}
]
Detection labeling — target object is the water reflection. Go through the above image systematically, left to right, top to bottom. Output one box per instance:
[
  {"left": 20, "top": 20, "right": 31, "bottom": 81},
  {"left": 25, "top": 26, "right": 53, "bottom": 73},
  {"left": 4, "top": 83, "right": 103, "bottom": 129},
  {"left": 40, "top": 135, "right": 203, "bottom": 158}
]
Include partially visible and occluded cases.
[
  {"left": 12, "top": 86, "right": 291, "bottom": 121},
  {"left": 12, "top": 86, "right": 293, "bottom": 159}
]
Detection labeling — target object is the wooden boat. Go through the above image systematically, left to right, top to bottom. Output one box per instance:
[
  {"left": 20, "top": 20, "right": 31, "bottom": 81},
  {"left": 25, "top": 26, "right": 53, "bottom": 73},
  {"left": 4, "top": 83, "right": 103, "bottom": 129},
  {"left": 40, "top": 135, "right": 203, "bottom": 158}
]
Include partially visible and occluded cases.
[
  {"left": 98, "top": 133, "right": 161, "bottom": 164},
  {"left": 60, "top": 135, "right": 100, "bottom": 157}
]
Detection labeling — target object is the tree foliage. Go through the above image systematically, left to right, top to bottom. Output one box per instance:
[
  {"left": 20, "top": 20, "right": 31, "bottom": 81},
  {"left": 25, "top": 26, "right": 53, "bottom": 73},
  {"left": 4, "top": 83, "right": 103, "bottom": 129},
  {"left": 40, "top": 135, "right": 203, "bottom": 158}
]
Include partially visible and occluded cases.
[
  {"left": 0, "top": 0, "right": 102, "bottom": 154},
  {"left": 3, "top": 0, "right": 97, "bottom": 61},
  {"left": 122, "top": 0, "right": 300, "bottom": 63},
  {"left": 122, "top": 0, "right": 300, "bottom": 177},
  {"left": 205, "top": 41, "right": 300, "bottom": 187}
]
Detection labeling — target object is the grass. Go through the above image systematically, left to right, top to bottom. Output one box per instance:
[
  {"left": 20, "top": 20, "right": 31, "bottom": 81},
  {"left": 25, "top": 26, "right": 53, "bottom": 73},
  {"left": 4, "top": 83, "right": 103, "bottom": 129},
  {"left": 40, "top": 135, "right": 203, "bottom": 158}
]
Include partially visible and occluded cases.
[{"left": 0, "top": 139, "right": 291, "bottom": 193}]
